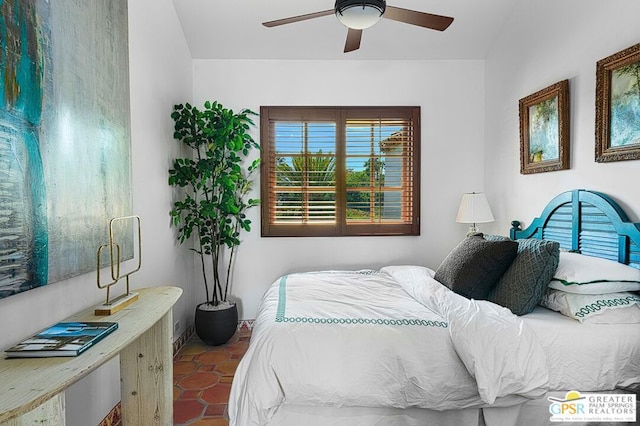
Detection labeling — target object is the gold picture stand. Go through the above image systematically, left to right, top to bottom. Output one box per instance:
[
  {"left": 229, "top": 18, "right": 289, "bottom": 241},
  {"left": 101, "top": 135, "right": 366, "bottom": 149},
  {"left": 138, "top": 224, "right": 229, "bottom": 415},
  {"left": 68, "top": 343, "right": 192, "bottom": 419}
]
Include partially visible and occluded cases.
[{"left": 95, "top": 215, "right": 142, "bottom": 315}]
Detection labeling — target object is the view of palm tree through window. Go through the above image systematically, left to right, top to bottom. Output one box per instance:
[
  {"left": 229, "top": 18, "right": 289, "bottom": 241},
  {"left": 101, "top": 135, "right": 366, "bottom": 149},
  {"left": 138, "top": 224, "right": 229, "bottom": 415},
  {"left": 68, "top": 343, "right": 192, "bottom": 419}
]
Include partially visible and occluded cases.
[{"left": 273, "top": 120, "right": 406, "bottom": 224}]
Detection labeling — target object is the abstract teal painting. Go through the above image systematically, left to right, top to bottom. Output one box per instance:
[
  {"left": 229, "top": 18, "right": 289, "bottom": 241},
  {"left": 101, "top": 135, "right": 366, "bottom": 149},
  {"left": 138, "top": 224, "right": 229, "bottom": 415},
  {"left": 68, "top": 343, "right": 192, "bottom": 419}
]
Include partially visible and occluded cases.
[{"left": 0, "top": 0, "right": 132, "bottom": 299}]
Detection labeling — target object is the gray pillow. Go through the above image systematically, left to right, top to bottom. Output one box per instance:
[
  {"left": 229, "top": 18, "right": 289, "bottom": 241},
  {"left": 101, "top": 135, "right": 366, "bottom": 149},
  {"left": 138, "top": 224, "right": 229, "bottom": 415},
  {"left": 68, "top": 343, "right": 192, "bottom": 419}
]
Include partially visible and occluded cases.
[
  {"left": 434, "top": 235, "right": 518, "bottom": 300},
  {"left": 485, "top": 237, "right": 560, "bottom": 315}
]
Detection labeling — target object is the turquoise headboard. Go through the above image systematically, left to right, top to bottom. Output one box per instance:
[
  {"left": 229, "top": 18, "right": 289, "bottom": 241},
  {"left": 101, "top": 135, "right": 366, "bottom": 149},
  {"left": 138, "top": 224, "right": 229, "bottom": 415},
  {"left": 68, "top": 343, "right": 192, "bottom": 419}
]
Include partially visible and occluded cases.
[{"left": 510, "top": 189, "right": 640, "bottom": 269}]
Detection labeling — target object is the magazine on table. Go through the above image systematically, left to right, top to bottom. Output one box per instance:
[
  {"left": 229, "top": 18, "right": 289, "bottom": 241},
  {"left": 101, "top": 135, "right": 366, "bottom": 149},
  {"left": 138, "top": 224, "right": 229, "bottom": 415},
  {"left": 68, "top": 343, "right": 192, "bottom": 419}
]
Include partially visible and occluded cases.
[{"left": 4, "top": 321, "right": 118, "bottom": 358}]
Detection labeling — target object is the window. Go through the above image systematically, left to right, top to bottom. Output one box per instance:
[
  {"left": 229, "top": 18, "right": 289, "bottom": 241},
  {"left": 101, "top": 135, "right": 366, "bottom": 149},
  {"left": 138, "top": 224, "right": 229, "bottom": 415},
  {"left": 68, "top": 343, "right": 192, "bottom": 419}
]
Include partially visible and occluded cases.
[{"left": 260, "top": 106, "right": 420, "bottom": 237}]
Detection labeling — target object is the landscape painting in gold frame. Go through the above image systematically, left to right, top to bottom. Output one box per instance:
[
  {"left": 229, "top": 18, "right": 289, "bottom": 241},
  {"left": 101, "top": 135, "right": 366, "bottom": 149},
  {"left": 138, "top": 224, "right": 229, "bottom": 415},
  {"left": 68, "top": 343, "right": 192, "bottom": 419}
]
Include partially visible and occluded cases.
[
  {"left": 595, "top": 42, "right": 640, "bottom": 163},
  {"left": 519, "top": 79, "right": 570, "bottom": 174}
]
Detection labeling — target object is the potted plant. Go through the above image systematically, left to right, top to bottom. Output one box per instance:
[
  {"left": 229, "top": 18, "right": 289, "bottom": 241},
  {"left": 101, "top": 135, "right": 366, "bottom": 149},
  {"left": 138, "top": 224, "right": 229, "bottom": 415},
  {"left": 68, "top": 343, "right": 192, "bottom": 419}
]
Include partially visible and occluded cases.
[{"left": 168, "top": 101, "right": 260, "bottom": 345}]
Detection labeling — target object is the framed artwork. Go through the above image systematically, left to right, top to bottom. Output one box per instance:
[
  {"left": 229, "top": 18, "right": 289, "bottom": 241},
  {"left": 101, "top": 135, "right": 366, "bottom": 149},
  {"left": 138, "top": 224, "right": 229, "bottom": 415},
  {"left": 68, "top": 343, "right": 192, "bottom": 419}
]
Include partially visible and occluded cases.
[
  {"left": 0, "top": 0, "right": 132, "bottom": 299},
  {"left": 595, "top": 42, "right": 640, "bottom": 162},
  {"left": 519, "top": 79, "right": 570, "bottom": 174}
]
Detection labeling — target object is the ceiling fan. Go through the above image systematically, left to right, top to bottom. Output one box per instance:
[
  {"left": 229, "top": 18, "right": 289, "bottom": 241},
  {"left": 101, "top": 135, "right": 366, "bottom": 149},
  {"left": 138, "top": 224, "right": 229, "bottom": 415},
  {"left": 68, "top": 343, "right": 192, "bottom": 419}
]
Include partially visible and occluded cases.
[{"left": 262, "top": 0, "right": 454, "bottom": 53}]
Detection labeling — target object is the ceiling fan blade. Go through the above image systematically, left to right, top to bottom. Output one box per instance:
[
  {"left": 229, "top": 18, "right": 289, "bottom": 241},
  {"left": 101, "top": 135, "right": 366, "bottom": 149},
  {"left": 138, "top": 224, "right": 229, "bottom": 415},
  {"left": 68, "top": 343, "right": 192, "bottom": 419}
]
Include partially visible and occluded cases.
[
  {"left": 383, "top": 6, "right": 454, "bottom": 31},
  {"left": 263, "top": 9, "right": 334, "bottom": 28},
  {"left": 344, "top": 28, "right": 362, "bottom": 53}
]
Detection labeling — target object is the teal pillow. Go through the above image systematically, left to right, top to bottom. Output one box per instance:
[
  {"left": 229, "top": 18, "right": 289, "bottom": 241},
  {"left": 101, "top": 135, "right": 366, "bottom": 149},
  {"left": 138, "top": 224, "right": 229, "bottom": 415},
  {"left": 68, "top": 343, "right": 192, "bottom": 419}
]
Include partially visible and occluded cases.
[
  {"left": 434, "top": 235, "right": 518, "bottom": 300},
  {"left": 486, "top": 237, "right": 560, "bottom": 315}
]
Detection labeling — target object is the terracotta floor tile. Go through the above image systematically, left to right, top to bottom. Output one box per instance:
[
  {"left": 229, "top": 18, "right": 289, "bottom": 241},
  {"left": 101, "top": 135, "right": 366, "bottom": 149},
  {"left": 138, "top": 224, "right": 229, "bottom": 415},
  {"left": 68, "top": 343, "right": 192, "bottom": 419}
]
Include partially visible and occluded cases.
[
  {"left": 173, "top": 331, "right": 251, "bottom": 425},
  {"left": 179, "top": 340, "right": 211, "bottom": 356},
  {"left": 226, "top": 341, "right": 249, "bottom": 354},
  {"left": 197, "top": 350, "right": 232, "bottom": 365},
  {"left": 175, "top": 354, "right": 195, "bottom": 362},
  {"left": 174, "top": 360, "right": 199, "bottom": 375},
  {"left": 214, "top": 360, "right": 240, "bottom": 377},
  {"left": 198, "top": 364, "right": 217, "bottom": 372},
  {"left": 178, "top": 371, "right": 220, "bottom": 390},
  {"left": 201, "top": 383, "right": 232, "bottom": 405},
  {"left": 180, "top": 389, "right": 201, "bottom": 399},
  {"left": 173, "top": 399, "right": 205, "bottom": 424},
  {"left": 204, "top": 403, "right": 227, "bottom": 417},
  {"left": 191, "top": 418, "right": 229, "bottom": 426}
]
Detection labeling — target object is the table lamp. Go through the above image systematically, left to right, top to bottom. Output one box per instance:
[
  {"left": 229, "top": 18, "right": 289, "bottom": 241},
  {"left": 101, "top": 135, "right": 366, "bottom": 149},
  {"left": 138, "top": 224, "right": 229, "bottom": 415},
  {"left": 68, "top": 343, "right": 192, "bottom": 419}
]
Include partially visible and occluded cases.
[{"left": 456, "top": 192, "right": 495, "bottom": 235}]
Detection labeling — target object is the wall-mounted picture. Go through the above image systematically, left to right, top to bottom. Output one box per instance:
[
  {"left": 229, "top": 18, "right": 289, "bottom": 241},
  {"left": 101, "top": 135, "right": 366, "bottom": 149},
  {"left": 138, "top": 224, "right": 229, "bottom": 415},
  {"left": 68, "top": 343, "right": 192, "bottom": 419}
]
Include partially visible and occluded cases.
[
  {"left": 0, "top": 0, "right": 132, "bottom": 300},
  {"left": 595, "top": 42, "right": 640, "bottom": 162},
  {"left": 519, "top": 79, "right": 570, "bottom": 174}
]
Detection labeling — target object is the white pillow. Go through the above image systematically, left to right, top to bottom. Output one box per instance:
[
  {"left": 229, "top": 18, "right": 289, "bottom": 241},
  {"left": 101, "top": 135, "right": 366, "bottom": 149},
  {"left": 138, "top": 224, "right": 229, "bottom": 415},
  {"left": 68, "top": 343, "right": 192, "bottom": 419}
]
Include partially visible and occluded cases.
[
  {"left": 549, "top": 252, "right": 640, "bottom": 294},
  {"left": 540, "top": 289, "right": 640, "bottom": 323}
]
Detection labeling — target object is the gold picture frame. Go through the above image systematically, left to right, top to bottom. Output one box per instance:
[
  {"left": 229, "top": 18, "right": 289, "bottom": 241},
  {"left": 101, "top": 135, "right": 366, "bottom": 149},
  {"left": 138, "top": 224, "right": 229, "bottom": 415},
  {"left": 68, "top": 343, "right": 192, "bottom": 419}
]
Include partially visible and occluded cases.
[
  {"left": 595, "top": 42, "right": 640, "bottom": 163},
  {"left": 519, "top": 79, "right": 570, "bottom": 174}
]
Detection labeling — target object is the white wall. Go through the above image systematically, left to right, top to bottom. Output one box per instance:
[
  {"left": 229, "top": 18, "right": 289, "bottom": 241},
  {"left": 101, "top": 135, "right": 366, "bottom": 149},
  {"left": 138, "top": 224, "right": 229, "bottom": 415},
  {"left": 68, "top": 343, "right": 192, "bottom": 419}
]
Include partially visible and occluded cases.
[
  {"left": 0, "top": 0, "right": 194, "bottom": 424},
  {"left": 69, "top": 0, "right": 196, "bottom": 422},
  {"left": 126, "top": 0, "right": 194, "bottom": 340},
  {"left": 485, "top": 0, "right": 640, "bottom": 234},
  {"left": 193, "top": 59, "right": 486, "bottom": 320}
]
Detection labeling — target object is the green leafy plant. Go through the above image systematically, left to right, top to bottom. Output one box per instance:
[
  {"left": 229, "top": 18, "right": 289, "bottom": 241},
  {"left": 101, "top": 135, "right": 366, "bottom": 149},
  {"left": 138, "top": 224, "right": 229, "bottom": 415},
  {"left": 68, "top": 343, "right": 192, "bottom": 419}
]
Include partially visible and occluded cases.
[{"left": 169, "top": 101, "right": 260, "bottom": 308}]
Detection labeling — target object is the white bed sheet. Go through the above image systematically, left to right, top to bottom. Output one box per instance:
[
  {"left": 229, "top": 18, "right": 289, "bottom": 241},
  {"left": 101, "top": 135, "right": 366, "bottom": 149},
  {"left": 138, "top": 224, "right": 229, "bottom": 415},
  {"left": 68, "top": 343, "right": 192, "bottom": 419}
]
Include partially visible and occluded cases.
[
  {"left": 229, "top": 266, "right": 640, "bottom": 426},
  {"left": 229, "top": 266, "right": 549, "bottom": 425},
  {"left": 522, "top": 306, "right": 640, "bottom": 391},
  {"left": 482, "top": 388, "right": 639, "bottom": 426},
  {"left": 252, "top": 389, "right": 639, "bottom": 426},
  {"left": 269, "top": 404, "right": 482, "bottom": 426}
]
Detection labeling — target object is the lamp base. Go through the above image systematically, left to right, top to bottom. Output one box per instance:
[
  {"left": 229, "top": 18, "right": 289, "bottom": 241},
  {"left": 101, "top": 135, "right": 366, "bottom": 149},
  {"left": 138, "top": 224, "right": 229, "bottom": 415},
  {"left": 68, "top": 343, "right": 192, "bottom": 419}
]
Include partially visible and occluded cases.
[{"left": 466, "top": 224, "right": 481, "bottom": 237}]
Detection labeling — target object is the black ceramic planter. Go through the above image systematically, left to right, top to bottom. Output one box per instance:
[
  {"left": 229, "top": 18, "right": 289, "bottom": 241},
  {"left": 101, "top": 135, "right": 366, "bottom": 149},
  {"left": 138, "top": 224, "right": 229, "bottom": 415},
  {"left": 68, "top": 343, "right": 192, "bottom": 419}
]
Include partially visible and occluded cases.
[{"left": 195, "top": 302, "right": 238, "bottom": 346}]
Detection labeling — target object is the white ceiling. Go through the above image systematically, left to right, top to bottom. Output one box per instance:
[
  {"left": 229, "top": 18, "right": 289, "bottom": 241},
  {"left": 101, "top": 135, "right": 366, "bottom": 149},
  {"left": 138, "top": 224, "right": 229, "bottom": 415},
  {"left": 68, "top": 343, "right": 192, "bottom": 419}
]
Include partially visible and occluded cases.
[{"left": 172, "top": 0, "right": 517, "bottom": 60}]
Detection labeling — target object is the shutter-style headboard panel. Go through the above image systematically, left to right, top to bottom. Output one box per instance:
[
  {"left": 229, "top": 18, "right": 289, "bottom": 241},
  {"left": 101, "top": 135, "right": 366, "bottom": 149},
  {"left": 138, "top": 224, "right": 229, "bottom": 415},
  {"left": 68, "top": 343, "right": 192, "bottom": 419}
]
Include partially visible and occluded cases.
[{"left": 510, "top": 189, "right": 640, "bottom": 269}]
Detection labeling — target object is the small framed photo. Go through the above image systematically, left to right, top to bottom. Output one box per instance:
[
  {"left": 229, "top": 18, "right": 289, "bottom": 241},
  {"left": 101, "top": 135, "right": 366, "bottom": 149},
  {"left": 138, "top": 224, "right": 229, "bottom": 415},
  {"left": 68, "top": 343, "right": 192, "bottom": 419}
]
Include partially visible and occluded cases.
[
  {"left": 595, "top": 42, "right": 640, "bottom": 163},
  {"left": 519, "top": 79, "right": 570, "bottom": 174}
]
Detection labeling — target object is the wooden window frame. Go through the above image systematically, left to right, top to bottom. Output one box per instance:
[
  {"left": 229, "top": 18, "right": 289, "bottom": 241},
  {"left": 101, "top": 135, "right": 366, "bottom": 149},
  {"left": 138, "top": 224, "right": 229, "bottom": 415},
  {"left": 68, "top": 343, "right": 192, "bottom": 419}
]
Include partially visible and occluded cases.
[{"left": 260, "top": 106, "right": 420, "bottom": 237}]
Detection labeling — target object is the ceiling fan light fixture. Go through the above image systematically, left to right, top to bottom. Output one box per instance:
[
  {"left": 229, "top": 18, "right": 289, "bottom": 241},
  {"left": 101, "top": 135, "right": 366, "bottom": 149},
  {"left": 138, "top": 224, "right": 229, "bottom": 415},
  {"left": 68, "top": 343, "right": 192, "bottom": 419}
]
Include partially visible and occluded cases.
[{"left": 335, "top": 0, "right": 386, "bottom": 30}]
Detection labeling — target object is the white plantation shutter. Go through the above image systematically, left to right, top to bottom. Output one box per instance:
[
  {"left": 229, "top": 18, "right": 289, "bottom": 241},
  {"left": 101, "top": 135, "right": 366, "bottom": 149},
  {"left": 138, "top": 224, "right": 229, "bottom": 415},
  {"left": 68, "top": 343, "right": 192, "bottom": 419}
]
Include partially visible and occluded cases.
[{"left": 261, "top": 106, "right": 420, "bottom": 237}]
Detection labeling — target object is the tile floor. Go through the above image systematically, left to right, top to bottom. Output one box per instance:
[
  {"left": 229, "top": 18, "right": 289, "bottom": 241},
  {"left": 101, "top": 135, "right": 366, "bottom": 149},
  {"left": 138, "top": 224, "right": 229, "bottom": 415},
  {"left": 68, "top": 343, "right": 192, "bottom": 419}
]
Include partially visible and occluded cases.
[{"left": 173, "top": 329, "right": 252, "bottom": 425}]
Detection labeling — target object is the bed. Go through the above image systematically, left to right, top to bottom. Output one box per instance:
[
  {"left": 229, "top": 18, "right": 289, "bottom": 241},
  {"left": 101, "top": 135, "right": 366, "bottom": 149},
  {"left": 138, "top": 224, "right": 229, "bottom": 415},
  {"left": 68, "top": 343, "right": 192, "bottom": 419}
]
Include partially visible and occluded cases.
[{"left": 229, "top": 189, "right": 640, "bottom": 426}]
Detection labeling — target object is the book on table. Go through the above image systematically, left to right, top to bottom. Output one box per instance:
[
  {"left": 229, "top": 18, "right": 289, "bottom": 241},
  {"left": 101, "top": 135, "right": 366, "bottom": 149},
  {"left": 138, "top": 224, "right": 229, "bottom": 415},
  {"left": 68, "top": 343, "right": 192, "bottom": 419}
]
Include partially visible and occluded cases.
[{"left": 4, "top": 321, "right": 118, "bottom": 358}]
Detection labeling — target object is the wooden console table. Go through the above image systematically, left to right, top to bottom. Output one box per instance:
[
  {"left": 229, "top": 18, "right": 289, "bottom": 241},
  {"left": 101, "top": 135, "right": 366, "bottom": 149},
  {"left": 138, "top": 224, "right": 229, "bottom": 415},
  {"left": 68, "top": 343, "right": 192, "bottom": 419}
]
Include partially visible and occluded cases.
[{"left": 0, "top": 286, "right": 182, "bottom": 425}]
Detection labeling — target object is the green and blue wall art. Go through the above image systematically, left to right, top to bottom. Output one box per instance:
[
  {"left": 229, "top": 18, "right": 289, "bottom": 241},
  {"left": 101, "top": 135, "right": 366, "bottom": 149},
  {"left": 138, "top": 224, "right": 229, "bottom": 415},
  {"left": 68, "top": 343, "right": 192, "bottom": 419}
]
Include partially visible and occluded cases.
[
  {"left": 0, "top": 0, "right": 132, "bottom": 299},
  {"left": 610, "top": 61, "right": 640, "bottom": 148},
  {"left": 528, "top": 96, "right": 559, "bottom": 163}
]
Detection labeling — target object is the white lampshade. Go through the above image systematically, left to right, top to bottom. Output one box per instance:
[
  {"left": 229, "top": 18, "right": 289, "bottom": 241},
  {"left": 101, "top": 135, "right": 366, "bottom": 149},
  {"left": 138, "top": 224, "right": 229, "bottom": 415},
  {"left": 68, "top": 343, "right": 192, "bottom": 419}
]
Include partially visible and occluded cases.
[
  {"left": 335, "top": 0, "right": 385, "bottom": 30},
  {"left": 456, "top": 192, "right": 495, "bottom": 234}
]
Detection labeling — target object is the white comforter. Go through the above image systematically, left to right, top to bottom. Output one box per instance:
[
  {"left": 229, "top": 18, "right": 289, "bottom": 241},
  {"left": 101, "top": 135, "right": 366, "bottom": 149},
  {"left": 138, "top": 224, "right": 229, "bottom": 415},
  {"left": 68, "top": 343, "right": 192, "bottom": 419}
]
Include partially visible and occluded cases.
[{"left": 229, "top": 266, "right": 549, "bottom": 426}]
